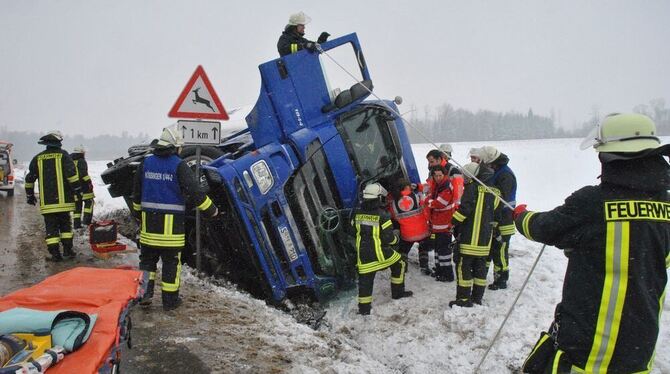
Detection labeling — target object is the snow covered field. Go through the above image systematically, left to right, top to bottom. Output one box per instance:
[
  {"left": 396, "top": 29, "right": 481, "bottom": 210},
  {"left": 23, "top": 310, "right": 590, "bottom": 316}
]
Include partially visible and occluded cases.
[{"left": 86, "top": 137, "right": 669, "bottom": 373}]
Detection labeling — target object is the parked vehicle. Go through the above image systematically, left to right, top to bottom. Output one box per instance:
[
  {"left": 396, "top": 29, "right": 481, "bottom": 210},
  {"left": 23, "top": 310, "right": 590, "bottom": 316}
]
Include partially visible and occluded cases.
[
  {"left": 101, "top": 33, "right": 421, "bottom": 302},
  {"left": 0, "top": 141, "right": 16, "bottom": 197}
]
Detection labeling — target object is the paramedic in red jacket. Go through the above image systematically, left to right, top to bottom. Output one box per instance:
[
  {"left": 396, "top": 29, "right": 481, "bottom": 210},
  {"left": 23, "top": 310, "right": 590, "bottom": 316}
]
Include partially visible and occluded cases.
[{"left": 427, "top": 165, "right": 457, "bottom": 282}]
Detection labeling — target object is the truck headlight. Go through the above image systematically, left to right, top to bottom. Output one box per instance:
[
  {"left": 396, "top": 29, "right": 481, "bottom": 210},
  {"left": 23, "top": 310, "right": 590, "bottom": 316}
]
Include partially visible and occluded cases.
[{"left": 251, "top": 160, "right": 274, "bottom": 194}]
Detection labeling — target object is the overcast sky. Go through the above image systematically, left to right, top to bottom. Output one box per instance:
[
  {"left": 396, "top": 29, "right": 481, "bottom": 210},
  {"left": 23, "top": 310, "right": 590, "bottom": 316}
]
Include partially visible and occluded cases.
[{"left": 1, "top": 0, "right": 669, "bottom": 138}]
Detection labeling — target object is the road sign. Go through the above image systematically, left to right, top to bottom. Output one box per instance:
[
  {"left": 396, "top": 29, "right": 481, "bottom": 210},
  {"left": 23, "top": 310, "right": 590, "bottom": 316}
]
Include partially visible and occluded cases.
[
  {"left": 169, "top": 65, "right": 229, "bottom": 120},
  {"left": 178, "top": 120, "right": 222, "bottom": 145}
]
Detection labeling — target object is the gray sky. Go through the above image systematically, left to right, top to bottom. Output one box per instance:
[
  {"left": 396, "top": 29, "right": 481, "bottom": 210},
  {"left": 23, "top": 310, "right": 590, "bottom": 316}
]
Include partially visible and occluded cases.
[{"left": 1, "top": 0, "right": 669, "bottom": 137}]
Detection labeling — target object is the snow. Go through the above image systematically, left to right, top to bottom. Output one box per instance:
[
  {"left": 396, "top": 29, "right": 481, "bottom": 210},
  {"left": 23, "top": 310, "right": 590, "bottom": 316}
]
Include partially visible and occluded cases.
[{"left": 86, "top": 137, "right": 669, "bottom": 373}]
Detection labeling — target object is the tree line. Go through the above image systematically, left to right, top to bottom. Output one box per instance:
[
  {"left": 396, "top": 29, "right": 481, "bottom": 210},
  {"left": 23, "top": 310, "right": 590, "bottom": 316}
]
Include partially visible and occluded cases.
[
  {"left": 2, "top": 98, "right": 668, "bottom": 163},
  {"left": 404, "top": 98, "right": 670, "bottom": 143},
  {"left": 0, "top": 127, "right": 151, "bottom": 163}
]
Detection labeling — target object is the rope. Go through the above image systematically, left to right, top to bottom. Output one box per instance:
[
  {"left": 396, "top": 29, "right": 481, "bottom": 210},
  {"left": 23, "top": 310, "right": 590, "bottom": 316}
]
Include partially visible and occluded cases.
[
  {"left": 317, "top": 46, "right": 514, "bottom": 210},
  {"left": 473, "top": 244, "right": 547, "bottom": 374}
]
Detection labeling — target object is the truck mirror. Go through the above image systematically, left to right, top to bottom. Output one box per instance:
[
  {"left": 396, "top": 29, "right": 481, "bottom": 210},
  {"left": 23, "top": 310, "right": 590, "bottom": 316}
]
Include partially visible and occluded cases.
[
  {"left": 350, "top": 80, "right": 373, "bottom": 101},
  {"left": 334, "top": 89, "right": 353, "bottom": 109}
]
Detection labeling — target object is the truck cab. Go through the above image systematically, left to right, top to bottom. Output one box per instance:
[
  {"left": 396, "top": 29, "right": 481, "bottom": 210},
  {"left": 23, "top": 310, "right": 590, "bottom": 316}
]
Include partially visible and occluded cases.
[{"left": 193, "top": 33, "right": 420, "bottom": 301}]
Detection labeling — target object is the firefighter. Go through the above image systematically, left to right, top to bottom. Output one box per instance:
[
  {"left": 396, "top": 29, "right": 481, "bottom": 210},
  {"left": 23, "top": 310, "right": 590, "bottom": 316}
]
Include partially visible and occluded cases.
[
  {"left": 277, "top": 11, "right": 329, "bottom": 57},
  {"left": 516, "top": 113, "right": 669, "bottom": 373},
  {"left": 132, "top": 125, "right": 218, "bottom": 311},
  {"left": 25, "top": 130, "right": 82, "bottom": 262},
  {"left": 70, "top": 145, "right": 95, "bottom": 229},
  {"left": 481, "top": 145, "right": 517, "bottom": 290},
  {"left": 449, "top": 162, "right": 500, "bottom": 307},
  {"left": 426, "top": 165, "right": 458, "bottom": 282},
  {"left": 388, "top": 179, "right": 430, "bottom": 267},
  {"left": 353, "top": 182, "right": 412, "bottom": 315}
]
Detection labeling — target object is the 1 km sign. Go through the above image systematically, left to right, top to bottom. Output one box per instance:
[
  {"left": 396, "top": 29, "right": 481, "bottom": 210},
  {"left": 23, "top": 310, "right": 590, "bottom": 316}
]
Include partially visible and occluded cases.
[
  {"left": 168, "top": 65, "right": 229, "bottom": 120},
  {"left": 178, "top": 120, "right": 221, "bottom": 145}
]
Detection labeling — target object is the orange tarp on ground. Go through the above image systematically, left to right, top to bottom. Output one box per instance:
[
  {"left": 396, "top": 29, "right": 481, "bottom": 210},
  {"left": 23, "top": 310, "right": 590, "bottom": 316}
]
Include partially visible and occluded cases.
[{"left": 0, "top": 267, "right": 145, "bottom": 374}]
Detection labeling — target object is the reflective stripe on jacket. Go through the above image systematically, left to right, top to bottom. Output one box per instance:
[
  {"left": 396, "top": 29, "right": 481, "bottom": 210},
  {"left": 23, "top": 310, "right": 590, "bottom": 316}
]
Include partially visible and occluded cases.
[
  {"left": 25, "top": 148, "right": 79, "bottom": 214},
  {"left": 352, "top": 206, "right": 400, "bottom": 274}
]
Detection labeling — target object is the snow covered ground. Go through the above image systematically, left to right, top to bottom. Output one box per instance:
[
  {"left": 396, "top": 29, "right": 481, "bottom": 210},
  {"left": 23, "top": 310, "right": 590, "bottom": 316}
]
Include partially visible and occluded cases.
[{"left": 86, "top": 137, "right": 670, "bottom": 373}]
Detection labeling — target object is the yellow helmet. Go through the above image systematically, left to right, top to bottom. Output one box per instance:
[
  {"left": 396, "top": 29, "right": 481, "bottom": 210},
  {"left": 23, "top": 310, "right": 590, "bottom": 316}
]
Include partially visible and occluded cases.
[{"left": 581, "top": 113, "right": 660, "bottom": 153}]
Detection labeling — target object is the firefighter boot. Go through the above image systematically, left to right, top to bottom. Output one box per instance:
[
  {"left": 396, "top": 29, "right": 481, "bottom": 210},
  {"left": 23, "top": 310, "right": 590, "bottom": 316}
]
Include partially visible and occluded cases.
[
  {"left": 73, "top": 216, "right": 82, "bottom": 230},
  {"left": 47, "top": 246, "right": 63, "bottom": 262},
  {"left": 63, "top": 246, "right": 76, "bottom": 259},
  {"left": 444, "top": 265, "right": 454, "bottom": 282},
  {"left": 488, "top": 270, "right": 508, "bottom": 290},
  {"left": 140, "top": 280, "right": 154, "bottom": 307},
  {"left": 391, "top": 284, "right": 414, "bottom": 299},
  {"left": 472, "top": 285, "right": 486, "bottom": 305},
  {"left": 162, "top": 291, "right": 183, "bottom": 311},
  {"left": 449, "top": 299, "right": 473, "bottom": 308},
  {"left": 358, "top": 303, "right": 371, "bottom": 316}
]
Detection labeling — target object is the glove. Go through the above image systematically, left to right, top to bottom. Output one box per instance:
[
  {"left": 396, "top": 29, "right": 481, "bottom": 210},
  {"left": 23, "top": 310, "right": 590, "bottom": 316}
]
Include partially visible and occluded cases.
[
  {"left": 317, "top": 32, "right": 330, "bottom": 44},
  {"left": 304, "top": 42, "right": 318, "bottom": 53},
  {"left": 88, "top": 180, "right": 94, "bottom": 192},
  {"left": 26, "top": 195, "right": 36, "bottom": 205},
  {"left": 513, "top": 204, "right": 528, "bottom": 220}
]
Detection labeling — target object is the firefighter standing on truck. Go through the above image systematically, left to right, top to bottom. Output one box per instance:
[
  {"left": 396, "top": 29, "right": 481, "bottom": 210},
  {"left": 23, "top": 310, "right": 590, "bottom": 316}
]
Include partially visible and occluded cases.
[
  {"left": 277, "top": 11, "right": 329, "bottom": 57},
  {"left": 516, "top": 113, "right": 670, "bottom": 373},
  {"left": 132, "top": 125, "right": 218, "bottom": 311},
  {"left": 25, "top": 130, "right": 82, "bottom": 262},
  {"left": 70, "top": 145, "right": 95, "bottom": 229},
  {"left": 353, "top": 182, "right": 413, "bottom": 315}
]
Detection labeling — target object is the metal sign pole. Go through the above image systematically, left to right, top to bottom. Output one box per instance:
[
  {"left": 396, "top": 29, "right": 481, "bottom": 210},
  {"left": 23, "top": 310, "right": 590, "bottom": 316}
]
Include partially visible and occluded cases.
[{"left": 195, "top": 145, "right": 202, "bottom": 272}]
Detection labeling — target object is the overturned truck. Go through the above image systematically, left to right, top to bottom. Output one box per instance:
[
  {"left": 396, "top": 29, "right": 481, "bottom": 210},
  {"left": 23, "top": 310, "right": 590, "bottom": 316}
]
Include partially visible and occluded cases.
[{"left": 102, "top": 33, "right": 421, "bottom": 302}]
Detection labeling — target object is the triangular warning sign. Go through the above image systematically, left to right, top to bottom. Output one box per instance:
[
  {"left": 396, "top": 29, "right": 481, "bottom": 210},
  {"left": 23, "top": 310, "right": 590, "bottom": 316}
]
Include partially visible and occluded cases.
[{"left": 168, "top": 65, "right": 229, "bottom": 120}]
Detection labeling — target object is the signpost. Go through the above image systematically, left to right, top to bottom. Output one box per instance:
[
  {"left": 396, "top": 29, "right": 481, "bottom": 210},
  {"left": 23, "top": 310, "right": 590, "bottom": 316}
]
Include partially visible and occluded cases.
[{"left": 169, "top": 66, "right": 228, "bottom": 273}]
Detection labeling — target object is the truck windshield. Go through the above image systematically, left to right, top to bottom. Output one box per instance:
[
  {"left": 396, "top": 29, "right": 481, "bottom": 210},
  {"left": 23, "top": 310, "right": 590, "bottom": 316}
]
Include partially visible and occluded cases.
[{"left": 337, "top": 106, "right": 398, "bottom": 179}]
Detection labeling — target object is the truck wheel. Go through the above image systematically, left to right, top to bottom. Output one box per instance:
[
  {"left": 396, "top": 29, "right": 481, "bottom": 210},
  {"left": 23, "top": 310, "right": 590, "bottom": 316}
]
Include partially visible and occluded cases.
[{"left": 179, "top": 146, "right": 224, "bottom": 169}]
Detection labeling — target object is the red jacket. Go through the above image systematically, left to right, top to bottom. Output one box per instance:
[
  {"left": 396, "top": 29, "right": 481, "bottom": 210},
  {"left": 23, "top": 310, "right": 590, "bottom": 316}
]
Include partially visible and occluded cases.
[
  {"left": 427, "top": 177, "right": 457, "bottom": 233},
  {"left": 389, "top": 190, "right": 430, "bottom": 242}
]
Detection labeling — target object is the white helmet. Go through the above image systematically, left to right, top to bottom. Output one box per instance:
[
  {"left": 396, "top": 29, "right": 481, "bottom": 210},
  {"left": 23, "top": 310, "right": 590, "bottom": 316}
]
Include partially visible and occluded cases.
[
  {"left": 288, "top": 11, "right": 311, "bottom": 26},
  {"left": 580, "top": 113, "right": 660, "bottom": 153},
  {"left": 156, "top": 124, "right": 184, "bottom": 147},
  {"left": 38, "top": 130, "right": 63, "bottom": 145},
  {"left": 439, "top": 143, "right": 453, "bottom": 158},
  {"left": 72, "top": 145, "right": 86, "bottom": 154},
  {"left": 481, "top": 145, "right": 500, "bottom": 164},
  {"left": 468, "top": 147, "right": 485, "bottom": 163},
  {"left": 462, "top": 162, "right": 480, "bottom": 180},
  {"left": 363, "top": 183, "right": 388, "bottom": 200}
]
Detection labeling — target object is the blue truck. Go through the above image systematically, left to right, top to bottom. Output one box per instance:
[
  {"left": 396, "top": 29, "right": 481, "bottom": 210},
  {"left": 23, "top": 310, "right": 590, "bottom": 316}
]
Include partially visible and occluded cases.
[{"left": 102, "top": 33, "right": 420, "bottom": 302}]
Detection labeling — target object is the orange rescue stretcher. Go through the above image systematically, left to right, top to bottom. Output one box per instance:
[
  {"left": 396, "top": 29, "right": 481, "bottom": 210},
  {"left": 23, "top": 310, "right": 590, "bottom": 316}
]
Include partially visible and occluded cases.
[{"left": 0, "top": 267, "right": 147, "bottom": 373}]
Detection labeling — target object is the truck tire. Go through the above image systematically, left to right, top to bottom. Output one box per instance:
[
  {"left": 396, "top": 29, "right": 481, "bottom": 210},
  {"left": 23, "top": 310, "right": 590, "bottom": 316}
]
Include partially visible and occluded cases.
[{"left": 179, "top": 146, "right": 224, "bottom": 169}]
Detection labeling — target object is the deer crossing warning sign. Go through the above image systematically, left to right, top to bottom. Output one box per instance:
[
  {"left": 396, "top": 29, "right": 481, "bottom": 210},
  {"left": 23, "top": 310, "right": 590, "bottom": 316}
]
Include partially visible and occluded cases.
[{"left": 168, "top": 65, "right": 229, "bottom": 120}]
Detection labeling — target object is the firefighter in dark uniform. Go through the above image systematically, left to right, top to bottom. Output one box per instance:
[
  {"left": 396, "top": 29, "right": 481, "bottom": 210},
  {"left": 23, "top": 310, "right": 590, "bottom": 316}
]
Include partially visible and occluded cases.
[
  {"left": 277, "top": 11, "right": 329, "bottom": 57},
  {"left": 516, "top": 113, "right": 670, "bottom": 373},
  {"left": 132, "top": 125, "right": 218, "bottom": 311},
  {"left": 25, "top": 130, "right": 82, "bottom": 262},
  {"left": 71, "top": 145, "right": 95, "bottom": 229},
  {"left": 481, "top": 146, "right": 517, "bottom": 290},
  {"left": 449, "top": 162, "right": 501, "bottom": 307},
  {"left": 353, "top": 182, "right": 412, "bottom": 315}
]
